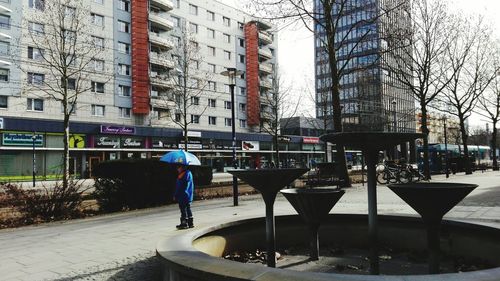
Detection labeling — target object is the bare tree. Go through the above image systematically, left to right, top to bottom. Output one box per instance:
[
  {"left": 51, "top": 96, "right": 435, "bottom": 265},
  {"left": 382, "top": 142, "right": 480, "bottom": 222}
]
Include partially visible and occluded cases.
[
  {"left": 17, "top": 0, "right": 112, "bottom": 189},
  {"left": 247, "top": 0, "right": 406, "bottom": 186},
  {"left": 384, "top": 0, "right": 455, "bottom": 178},
  {"left": 438, "top": 18, "right": 496, "bottom": 174},
  {"left": 168, "top": 23, "right": 211, "bottom": 151},
  {"left": 475, "top": 43, "right": 500, "bottom": 170},
  {"left": 259, "top": 71, "right": 300, "bottom": 166}
]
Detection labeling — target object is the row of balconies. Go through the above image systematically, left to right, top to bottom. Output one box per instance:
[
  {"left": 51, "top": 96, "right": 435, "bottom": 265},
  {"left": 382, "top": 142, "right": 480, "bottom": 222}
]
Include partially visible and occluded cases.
[{"left": 150, "top": 0, "right": 174, "bottom": 12}]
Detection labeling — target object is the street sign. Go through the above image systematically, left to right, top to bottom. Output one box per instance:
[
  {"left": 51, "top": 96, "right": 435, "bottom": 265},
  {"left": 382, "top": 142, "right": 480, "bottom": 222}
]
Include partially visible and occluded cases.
[{"left": 277, "top": 135, "right": 291, "bottom": 142}]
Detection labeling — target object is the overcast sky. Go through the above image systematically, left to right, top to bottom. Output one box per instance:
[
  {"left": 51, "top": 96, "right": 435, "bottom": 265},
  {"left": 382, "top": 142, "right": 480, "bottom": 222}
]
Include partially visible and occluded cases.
[{"left": 221, "top": 0, "right": 500, "bottom": 128}]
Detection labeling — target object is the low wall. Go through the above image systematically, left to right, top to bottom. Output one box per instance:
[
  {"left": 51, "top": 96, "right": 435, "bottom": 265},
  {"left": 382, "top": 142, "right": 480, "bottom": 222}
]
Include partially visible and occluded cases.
[{"left": 156, "top": 214, "right": 500, "bottom": 281}]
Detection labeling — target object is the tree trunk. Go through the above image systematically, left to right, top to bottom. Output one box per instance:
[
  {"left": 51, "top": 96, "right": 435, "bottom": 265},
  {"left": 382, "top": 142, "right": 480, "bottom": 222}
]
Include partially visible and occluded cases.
[
  {"left": 420, "top": 103, "right": 431, "bottom": 179},
  {"left": 63, "top": 114, "right": 70, "bottom": 190},
  {"left": 460, "top": 121, "right": 472, "bottom": 174},
  {"left": 492, "top": 124, "right": 498, "bottom": 171},
  {"left": 274, "top": 134, "right": 280, "bottom": 168}
]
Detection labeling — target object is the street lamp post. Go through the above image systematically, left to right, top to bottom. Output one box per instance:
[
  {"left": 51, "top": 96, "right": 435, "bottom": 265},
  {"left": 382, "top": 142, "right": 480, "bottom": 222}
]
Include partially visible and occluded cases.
[
  {"left": 221, "top": 67, "right": 244, "bottom": 207},
  {"left": 392, "top": 99, "right": 398, "bottom": 160},
  {"left": 443, "top": 117, "right": 449, "bottom": 178},
  {"left": 32, "top": 133, "right": 37, "bottom": 187}
]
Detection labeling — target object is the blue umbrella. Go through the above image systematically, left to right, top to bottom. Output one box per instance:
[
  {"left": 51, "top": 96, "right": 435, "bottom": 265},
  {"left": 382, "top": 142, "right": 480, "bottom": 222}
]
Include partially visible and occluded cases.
[{"left": 160, "top": 150, "right": 201, "bottom": 166}]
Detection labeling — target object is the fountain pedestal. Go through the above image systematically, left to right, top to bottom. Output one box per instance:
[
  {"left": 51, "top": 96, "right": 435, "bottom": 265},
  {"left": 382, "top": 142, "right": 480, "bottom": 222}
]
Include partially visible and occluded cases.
[
  {"left": 320, "top": 132, "right": 423, "bottom": 274},
  {"left": 228, "top": 168, "right": 308, "bottom": 267},
  {"left": 388, "top": 182, "right": 477, "bottom": 273},
  {"left": 281, "top": 188, "right": 345, "bottom": 260}
]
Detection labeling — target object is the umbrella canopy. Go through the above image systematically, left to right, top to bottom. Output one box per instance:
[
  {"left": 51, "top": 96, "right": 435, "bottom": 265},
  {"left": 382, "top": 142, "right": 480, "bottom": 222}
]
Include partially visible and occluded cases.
[{"left": 160, "top": 150, "right": 201, "bottom": 166}]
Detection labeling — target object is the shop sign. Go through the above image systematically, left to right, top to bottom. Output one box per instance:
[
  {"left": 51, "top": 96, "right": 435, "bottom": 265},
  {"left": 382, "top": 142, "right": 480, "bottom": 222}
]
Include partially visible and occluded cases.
[
  {"left": 0, "top": 117, "right": 3, "bottom": 129},
  {"left": 100, "top": 125, "right": 135, "bottom": 135},
  {"left": 183, "top": 131, "right": 202, "bottom": 138},
  {"left": 2, "top": 133, "right": 44, "bottom": 146},
  {"left": 69, "top": 134, "right": 85, "bottom": 148},
  {"left": 277, "top": 135, "right": 291, "bottom": 142},
  {"left": 95, "top": 136, "right": 120, "bottom": 148},
  {"left": 121, "top": 137, "right": 144, "bottom": 148},
  {"left": 303, "top": 137, "right": 320, "bottom": 144},
  {"left": 152, "top": 138, "right": 178, "bottom": 149},
  {"left": 242, "top": 141, "right": 259, "bottom": 151},
  {"left": 178, "top": 143, "right": 203, "bottom": 150}
]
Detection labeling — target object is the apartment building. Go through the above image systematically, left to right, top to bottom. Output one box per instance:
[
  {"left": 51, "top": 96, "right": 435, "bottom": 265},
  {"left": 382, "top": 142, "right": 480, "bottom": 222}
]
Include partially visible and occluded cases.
[
  {"left": 1, "top": 0, "right": 322, "bottom": 179},
  {"left": 314, "top": 0, "right": 416, "bottom": 133}
]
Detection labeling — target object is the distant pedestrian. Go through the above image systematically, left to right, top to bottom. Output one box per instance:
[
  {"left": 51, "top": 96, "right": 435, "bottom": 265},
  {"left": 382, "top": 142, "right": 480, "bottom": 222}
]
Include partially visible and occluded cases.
[{"left": 174, "top": 165, "right": 194, "bottom": 230}]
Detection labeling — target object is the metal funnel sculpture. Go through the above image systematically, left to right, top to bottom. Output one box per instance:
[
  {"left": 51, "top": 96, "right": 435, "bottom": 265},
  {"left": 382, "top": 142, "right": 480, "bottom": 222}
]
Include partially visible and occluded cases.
[
  {"left": 228, "top": 168, "right": 308, "bottom": 267},
  {"left": 388, "top": 182, "right": 477, "bottom": 274},
  {"left": 281, "top": 188, "right": 345, "bottom": 260}
]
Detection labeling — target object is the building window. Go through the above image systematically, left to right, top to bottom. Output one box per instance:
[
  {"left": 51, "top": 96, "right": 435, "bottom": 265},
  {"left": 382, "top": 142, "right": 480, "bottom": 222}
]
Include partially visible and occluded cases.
[
  {"left": 29, "top": 0, "right": 45, "bottom": 10},
  {"left": 95, "top": 0, "right": 104, "bottom": 4},
  {"left": 118, "top": 0, "right": 130, "bottom": 11},
  {"left": 174, "top": 0, "right": 180, "bottom": 8},
  {"left": 189, "top": 4, "right": 198, "bottom": 15},
  {"left": 64, "top": 6, "right": 76, "bottom": 17},
  {"left": 207, "top": 10, "right": 215, "bottom": 21},
  {"left": 91, "top": 13, "right": 104, "bottom": 26},
  {"left": 0, "top": 15, "right": 10, "bottom": 29},
  {"left": 171, "top": 16, "right": 180, "bottom": 27},
  {"left": 223, "top": 16, "right": 230, "bottom": 27},
  {"left": 118, "top": 20, "right": 130, "bottom": 33},
  {"left": 28, "top": 22, "right": 45, "bottom": 35},
  {"left": 189, "top": 22, "right": 198, "bottom": 33},
  {"left": 238, "top": 22, "right": 244, "bottom": 30},
  {"left": 207, "top": 28, "right": 215, "bottom": 39},
  {"left": 223, "top": 33, "right": 230, "bottom": 43},
  {"left": 92, "top": 36, "right": 105, "bottom": 50},
  {"left": 238, "top": 38, "right": 245, "bottom": 47},
  {"left": 0, "top": 41, "right": 9, "bottom": 56},
  {"left": 118, "top": 42, "right": 130, "bottom": 54},
  {"left": 28, "top": 46, "right": 44, "bottom": 60},
  {"left": 208, "top": 46, "right": 215, "bottom": 56},
  {"left": 224, "top": 50, "right": 231, "bottom": 60},
  {"left": 238, "top": 54, "right": 245, "bottom": 63},
  {"left": 93, "top": 59, "right": 104, "bottom": 72},
  {"left": 208, "top": 63, "right": 216, "bottom": 73},
  {"left": 118, "top": 64, "right": 130, "bottom": 75},
  {"left": 0, "top": 68, "right": 8, "bottom": 82},
  {"left": 27, "top": 72, "right": 44, "bottom": 85},
  {"left": 62, "top": 78, "right": 76, "bottom": 90},
  {"left": 91, "top": 81, "right": 105, "bottom": 93},
  {"left": 208, "top": 81, "right": 216, "bottom": 91},
  {"left": 119, "top": 85, "right": 131, "bottom": 96},
  {"left": 239, "top": 87, "right": 246, "bottom": 95},
  {"left": 0, "top": 95, "right": 7, "bottom": 108},
  {"left": 191, "top": 96, "right": 199, "bottom": 105},
  {"left": 27, "top": 98, "right": 44, "bottom": 111},
  {"left": 208, "top": 98, "right": 216, "bottom": 107},
  {"left": 224, "top": 101, "right": 232, "bottom": 109},
  {"left": 61, "top": 102, "right": 77, "bottom": 115},
  {"left": 239, "top": 103, "right": 246, "bottom": 112},
  {"left": 91, "top": 105, "right": 105, "bottom": 116},
  {"left": 119, "top": 107, "right": 131, "bottom": 118},
  {"left": 174, "top": 113, "right": 181, "bottom": 122},
  {"left": 191, "top": 114, "right": 200, "bottom": 124},
  {"left": 208, "top": 116, "right": 216, "bottom": 125},
  {"left": 225, "top": 118, "right": 232, "bottom": 127},
  {"left": 239, "top": 119, "right": 247, "bottom": 128}
]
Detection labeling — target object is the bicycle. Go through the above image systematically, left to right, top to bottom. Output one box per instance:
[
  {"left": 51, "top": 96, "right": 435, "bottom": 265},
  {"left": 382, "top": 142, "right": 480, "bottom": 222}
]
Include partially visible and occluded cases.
[{"left": 376, "top": 161, "right": 411, "bottom": 184}]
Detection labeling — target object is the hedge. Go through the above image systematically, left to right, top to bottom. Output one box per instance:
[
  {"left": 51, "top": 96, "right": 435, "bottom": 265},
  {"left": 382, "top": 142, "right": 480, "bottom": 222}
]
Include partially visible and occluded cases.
[{"left": 92, "top": 159, "right": 212, "bottom": 212}]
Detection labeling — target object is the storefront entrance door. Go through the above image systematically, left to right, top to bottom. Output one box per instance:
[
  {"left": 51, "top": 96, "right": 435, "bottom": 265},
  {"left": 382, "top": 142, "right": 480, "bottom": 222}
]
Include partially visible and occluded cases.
[{"left": 88, "top": 157, "right": 101, "bottom": 178}]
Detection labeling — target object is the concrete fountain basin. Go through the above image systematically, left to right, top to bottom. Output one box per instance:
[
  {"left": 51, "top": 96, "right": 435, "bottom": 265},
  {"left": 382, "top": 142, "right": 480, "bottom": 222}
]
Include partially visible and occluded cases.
[{"left": 157, "top": 214, "right": 500, "bottom": 281}]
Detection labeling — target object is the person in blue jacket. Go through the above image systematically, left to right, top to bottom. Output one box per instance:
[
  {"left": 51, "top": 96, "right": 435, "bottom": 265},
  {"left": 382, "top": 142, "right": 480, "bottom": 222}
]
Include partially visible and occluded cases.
[{"left": 174, "top": 165, "right": 194, "bottom": 229}]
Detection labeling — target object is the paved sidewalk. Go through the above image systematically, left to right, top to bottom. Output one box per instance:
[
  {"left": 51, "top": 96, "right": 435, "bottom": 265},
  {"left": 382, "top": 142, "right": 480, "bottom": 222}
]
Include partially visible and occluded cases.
[{"left": 1, "top": 171, "right": 499, "bottom": 281}]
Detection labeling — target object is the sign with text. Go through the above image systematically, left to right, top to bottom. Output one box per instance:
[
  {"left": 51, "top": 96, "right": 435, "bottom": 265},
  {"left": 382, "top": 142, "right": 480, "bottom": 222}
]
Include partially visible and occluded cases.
[
  {"left": 100, "top": 125, "right": 135, "bottom": 135},
  {"left": 2, "top": 133, "right": 44, "bottom": 146},
  {"left": 69, "top": 134, "right": 85, "bottom": 148},
  {"left": 95, "top": 135, "right": 120, "bottom": 148},
  {"left": 277, "top": 135, "right": 291, "bottom": 142},
  {"left": 121, "top": 137, "right": 144, "bottom": 148},
  {"left": 303, "top": 137, "right": 320, "bottom": 144}
]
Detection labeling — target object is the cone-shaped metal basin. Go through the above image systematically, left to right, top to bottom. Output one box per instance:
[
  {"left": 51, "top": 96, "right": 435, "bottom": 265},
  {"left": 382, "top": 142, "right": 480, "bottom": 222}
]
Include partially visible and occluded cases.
[
  {"left": 228, "top": 168, "right": 308, "bottom": 268},
  {"left": 388, "top": 182, "right": 478, "bottom": 274},
  {"left": 281, "top": 188, "right": 345, "bottom": 260}
]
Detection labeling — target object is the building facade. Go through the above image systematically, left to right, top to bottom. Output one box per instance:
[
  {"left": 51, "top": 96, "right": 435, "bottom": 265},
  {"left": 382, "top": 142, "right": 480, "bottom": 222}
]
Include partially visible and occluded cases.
[
  {"left": 0, "top": 0, "right": 319, "bottom": 179},
  {"left": 314, "top": 0, "right": 416, "bottom": 133}
]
